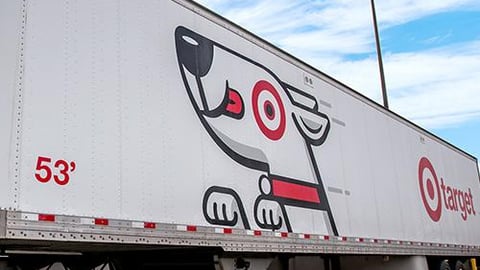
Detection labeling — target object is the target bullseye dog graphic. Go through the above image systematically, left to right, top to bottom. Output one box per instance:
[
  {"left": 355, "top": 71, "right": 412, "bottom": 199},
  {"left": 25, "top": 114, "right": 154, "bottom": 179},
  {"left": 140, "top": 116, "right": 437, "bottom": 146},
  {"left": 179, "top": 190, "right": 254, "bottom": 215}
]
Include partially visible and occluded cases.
[{"left": 175, "top": 26, "right": 337, "bottom": 235}]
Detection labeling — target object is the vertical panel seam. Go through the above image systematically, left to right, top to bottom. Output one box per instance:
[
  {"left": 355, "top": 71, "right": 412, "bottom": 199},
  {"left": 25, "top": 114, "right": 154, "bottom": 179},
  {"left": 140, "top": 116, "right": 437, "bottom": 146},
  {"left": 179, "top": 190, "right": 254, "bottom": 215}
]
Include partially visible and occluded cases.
[{"left": 11, "top": 0, "right": 28, "bottom": 210}]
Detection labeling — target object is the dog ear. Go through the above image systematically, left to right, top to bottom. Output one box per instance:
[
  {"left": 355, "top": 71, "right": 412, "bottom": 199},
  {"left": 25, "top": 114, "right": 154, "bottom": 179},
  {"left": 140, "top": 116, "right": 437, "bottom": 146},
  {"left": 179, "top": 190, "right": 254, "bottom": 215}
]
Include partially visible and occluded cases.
[
  {"left": 282, "top": 83, "right": 330, "bottom": 146},
  {"left": 292, "top": 109, "right": 330, "bottom": 146}
]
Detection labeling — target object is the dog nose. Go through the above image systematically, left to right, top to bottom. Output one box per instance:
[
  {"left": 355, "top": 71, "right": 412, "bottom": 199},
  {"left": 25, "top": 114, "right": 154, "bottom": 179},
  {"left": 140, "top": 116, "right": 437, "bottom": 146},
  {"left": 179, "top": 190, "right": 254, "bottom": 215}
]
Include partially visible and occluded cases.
[{"left": 175, "top": 26, "right": 214, "bottom": 77}]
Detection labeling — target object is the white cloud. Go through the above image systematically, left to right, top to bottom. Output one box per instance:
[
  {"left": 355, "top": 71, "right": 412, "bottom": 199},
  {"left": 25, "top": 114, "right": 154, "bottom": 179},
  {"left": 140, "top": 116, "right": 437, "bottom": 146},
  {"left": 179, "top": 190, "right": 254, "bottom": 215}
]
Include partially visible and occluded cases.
[
  {"left": 195, "top": 0, "right": 480, "bottom": 130},
  {"left": 198, "top": 0, "right": 480, "bottom": 56},
  {"left": 375, "top": 0, "right": 479, "bottom": 26},
  {"left": 325, "top": 41, "right": 480, "bottom": 128}
]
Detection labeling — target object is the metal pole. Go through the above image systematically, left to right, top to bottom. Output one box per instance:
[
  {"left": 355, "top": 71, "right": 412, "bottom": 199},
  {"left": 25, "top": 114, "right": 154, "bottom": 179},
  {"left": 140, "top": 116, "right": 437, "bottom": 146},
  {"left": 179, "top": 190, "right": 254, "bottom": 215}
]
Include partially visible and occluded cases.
[{"left": 370, "top": 0, "right": 389, "bottom": 109}]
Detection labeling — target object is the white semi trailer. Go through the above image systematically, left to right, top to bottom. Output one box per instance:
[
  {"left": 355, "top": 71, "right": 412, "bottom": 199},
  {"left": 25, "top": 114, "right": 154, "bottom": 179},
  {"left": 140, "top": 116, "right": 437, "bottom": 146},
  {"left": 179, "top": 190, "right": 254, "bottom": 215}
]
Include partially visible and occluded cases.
[{"left": 1, "top": 0, "right": 479, "bottom": 269}]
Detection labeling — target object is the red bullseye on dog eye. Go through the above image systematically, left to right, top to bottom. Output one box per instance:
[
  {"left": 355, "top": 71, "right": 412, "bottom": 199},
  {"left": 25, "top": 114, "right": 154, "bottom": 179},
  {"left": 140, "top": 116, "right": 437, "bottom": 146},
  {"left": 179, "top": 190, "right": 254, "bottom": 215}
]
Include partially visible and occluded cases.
[{"left": 252, "top": 80, "right": 286, "bottom": 141}]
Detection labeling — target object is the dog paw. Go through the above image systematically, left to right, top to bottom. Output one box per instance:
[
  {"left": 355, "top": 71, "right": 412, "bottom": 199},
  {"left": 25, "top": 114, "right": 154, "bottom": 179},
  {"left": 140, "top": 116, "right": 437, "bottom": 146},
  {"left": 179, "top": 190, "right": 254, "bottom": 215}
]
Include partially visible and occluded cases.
[
  {"left": 202, "top": 186, "right": 249, "bottom": 228},
  {"left": 254, "top": 197, "right": 284, "bottom": 230}
]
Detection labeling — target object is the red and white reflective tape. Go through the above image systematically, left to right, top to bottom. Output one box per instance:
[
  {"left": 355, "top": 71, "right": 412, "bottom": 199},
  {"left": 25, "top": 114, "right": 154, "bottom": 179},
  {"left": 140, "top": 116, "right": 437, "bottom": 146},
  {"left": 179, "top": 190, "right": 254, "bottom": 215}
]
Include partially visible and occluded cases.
[
  {"left": 16, "top": 212, "right": 480, "bottom": 252},
  {"left": 22, "top": 213, "right": 42, "bottom": 221},
  {"left": 38, "top": 214, "right": 55, "bottom": 222},
  {"left": 79, "top": 217, "right": 108, "bottom": 226},
  {"left": 80, "top": 217, "right": 94, "bottom": 225},
  {"left": 95, "top": 218, "right": 109, "bottom": 226},
  {"left": 131, "top": 222, "right": 144, "bottom": 229},
  {"left": 133, "top": 222, "right": 156, "bottom": 229},
  {"left": 176, "top": 225, "right": 197, "bottom": 232},
  {"left": 214, "top": 228, "right": 233, "bottom": 234},
  {"left": 246, "top": 230, "right": 262, "bottom": 236},
  {"left": 299, "top": 234, "right": 311, "bottom": 239},
  {"left": 336, "top": 236, "right": 348, "bottom": 241}
]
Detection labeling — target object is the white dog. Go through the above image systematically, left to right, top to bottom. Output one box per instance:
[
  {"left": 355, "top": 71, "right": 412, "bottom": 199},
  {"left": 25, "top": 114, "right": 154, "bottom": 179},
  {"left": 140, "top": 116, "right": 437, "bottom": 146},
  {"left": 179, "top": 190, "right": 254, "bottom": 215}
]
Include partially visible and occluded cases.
[{"left": 175, "top": 26, "right": 337, "bottom": 235}]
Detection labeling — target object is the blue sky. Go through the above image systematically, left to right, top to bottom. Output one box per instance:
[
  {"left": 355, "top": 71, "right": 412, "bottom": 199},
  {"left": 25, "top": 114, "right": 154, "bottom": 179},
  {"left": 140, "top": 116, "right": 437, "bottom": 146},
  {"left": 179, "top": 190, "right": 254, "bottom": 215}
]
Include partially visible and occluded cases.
[{"left": 197, "top": 0, "right": 480, "bottom": 167}]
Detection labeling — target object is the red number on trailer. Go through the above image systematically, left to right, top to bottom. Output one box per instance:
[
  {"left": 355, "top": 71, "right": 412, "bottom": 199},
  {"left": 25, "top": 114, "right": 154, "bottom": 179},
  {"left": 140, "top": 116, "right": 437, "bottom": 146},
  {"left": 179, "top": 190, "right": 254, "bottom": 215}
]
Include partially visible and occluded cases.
[{"left": 34, "top": 156, "right": 76, "bottom": 186}]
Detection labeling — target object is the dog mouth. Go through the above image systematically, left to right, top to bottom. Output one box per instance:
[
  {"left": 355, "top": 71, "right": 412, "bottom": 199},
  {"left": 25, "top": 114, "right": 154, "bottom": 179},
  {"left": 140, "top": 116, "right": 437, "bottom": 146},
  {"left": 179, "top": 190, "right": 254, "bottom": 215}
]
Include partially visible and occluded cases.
[
  {"left": 198, "top": 80, "right": 245, "bottom": 120},
  {"left": 224, "top": 86, "right": 244, "bottom": 119}
]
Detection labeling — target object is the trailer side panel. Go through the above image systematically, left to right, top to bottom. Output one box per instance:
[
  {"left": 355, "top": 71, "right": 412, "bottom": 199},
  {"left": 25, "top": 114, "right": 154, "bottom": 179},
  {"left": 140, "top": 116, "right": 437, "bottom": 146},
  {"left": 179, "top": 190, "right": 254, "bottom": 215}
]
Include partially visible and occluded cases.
[{"left": 4, "top": 0, "right": 480, "bottom": 248}]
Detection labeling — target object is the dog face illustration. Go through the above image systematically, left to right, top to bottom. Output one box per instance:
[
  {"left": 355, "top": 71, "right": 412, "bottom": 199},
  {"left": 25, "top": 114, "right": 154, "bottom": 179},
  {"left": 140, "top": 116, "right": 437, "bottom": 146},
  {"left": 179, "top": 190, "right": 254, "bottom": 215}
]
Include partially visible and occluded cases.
[
  {"left": 175, "top": 26, "right": 337, "bottom": 235},
  {"left": 175, "top": 26, "right": 329, "bottom": 173}
]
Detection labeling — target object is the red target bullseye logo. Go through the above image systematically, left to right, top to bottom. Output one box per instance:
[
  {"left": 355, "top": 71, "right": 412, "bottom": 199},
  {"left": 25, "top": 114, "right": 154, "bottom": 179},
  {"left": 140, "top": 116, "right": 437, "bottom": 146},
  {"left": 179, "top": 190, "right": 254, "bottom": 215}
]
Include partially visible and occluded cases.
[
  {"left": 252, "top": 80, "right": 286, "bottom": 141},
  {"left": 418, "top": 157, "right": 442, "bottom": 222}
]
